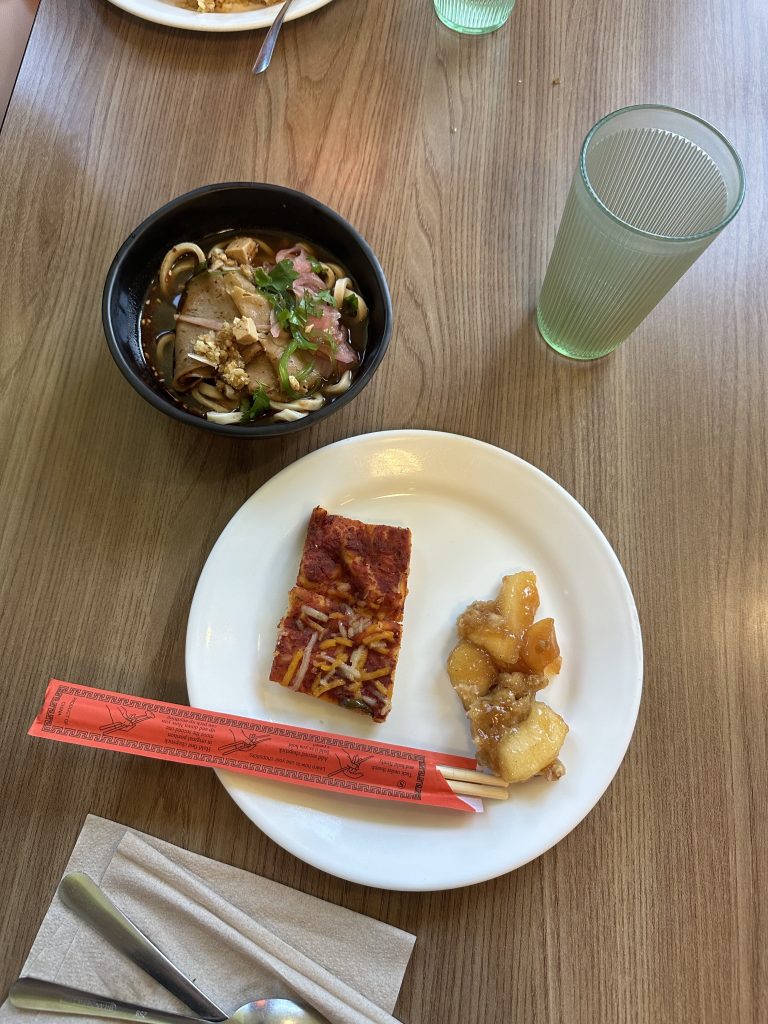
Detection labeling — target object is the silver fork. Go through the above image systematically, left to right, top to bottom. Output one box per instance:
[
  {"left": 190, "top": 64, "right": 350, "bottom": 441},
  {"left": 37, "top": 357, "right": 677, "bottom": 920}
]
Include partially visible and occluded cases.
[{"left": 252, "top": 0, "right": 299, "bottom": 75}]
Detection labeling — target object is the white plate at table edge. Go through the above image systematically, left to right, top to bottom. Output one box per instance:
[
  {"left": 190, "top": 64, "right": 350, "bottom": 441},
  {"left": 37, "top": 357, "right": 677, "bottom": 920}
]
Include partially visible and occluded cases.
[
  {"left": 104, "top": 0, "right": 332, "bottom": 33},
  {"left": 186, "top": 429, "right": 643, "bottom": 890}
]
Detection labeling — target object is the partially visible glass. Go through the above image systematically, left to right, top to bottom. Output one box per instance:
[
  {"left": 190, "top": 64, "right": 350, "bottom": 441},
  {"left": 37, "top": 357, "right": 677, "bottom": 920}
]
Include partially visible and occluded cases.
[
  {"left": 433, "top": 0, "right": 517, "bottom": 35},
  {"left": 536, "top": 105, "right": 746, "bottom": 360}
]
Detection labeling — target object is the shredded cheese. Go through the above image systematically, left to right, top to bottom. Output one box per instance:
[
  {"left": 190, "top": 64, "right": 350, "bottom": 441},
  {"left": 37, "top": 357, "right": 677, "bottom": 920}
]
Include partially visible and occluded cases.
[
  {"left": 301, "top": 605, "right": 329, "bottom": 622},
  {"left": 359, "top": 624, "right": 393, "bottom": 638},
  {"left": 362, "top": 631, "right": 394, "bottom": 646},
  {"left": 319, "top": 637, "right": 353, "bottom": 649},
  {"left": 350, "top": 646, "right": 368, "bottom": 672},
  {"left": 281, "top": 649, "right": 304, "bottom": 687},
  {"left": 317, "top": 657, "right": 345, "bottom": 673},
  {"left": 360, "top": 668, "right": 390, "bottom": 682},
  {"left": 313, "top": 677, "right": 347, "bottom": 696}
]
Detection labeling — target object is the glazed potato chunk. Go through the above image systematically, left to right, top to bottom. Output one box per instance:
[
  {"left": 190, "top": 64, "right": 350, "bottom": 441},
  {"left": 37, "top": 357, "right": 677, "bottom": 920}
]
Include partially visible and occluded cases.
[
  {"left": 447, "top": 571, "right": 569, "bottom": 784},
  {"left": 497, "top": 571, "right": 539, "bottom": 635},
  {"left": 457, "top": 601, "right": 522, "bottom": 668},
  {"left": 519, "top": 617, "right": 560, "bottom": 674},
  {"left": 447, "top": 640, "right": 497, "bottom": 709},
  {"left": 496, "top": 702, "right": 569, "bottom": 783}
]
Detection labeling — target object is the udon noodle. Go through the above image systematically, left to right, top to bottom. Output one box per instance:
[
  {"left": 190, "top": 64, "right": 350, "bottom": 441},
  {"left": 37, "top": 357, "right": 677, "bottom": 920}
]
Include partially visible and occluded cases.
[{"left": 141, "top": 232, "right": 369, "bottom": 426}]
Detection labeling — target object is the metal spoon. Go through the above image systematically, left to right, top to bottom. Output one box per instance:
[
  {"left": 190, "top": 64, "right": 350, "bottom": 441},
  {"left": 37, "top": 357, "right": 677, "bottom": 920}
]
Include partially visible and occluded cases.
[
  {"left": 252, "top": 0, "right": 298, "bottom": 75},
  {"left": 55, "top": 873, "right": 327, "bottom": 1024},
  {"left": 9, "top": 978, "right": 323, "bottom": 1024}
]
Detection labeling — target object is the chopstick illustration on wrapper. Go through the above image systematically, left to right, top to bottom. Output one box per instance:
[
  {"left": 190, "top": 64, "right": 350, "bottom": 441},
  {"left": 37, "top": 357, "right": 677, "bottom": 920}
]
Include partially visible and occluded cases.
[
  {"left": 29, "top": 680, "right": 509, "bottom": 812},
  {"left": 100, "top": 706, "right": 155, "bottom": 735},
  {"left": 218, "top": 729, "right": 273, "bottom": 755}
]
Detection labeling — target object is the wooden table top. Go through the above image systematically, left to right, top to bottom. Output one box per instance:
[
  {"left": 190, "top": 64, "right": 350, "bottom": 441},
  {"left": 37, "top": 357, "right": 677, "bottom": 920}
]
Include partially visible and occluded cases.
[{"left": 1, "top": 0, "right": 765, "bottom": 1020}]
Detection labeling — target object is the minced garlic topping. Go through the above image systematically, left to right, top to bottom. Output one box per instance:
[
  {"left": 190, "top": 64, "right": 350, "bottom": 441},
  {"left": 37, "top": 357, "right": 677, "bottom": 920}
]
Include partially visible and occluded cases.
[
  {"left": 194, "top": 326, "right": 243, "bottom": 375},
  {"left": 194, "top": 331, "right": 223, "bottom": 364},
  {"left": 221, "top": 361, "right": 249, "bottom": 390}
]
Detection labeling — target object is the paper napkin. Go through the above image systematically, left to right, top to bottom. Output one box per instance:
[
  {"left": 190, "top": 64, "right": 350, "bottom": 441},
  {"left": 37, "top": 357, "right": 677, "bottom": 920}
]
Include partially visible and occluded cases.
[{"left": 0, "top": 815, "right": 415, "bottom": 1024}]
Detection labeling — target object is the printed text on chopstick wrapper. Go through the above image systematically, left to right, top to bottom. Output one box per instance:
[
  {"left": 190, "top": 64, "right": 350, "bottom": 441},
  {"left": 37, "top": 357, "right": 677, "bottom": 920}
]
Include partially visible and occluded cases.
[{"left": 29, "top": 680, "right": 481, "bottom": 813}]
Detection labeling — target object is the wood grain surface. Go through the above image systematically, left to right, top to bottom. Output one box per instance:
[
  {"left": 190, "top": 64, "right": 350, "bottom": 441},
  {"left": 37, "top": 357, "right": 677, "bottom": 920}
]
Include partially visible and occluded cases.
[{"left": 1, "top": 0, "right": 766, "bottom": 1020}]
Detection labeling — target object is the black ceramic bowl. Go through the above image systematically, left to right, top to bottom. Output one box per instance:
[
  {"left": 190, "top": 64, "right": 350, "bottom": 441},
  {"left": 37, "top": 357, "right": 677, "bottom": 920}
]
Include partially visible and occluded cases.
[{"left": 102, "top": 183, "right": 393, "bottom": 437}]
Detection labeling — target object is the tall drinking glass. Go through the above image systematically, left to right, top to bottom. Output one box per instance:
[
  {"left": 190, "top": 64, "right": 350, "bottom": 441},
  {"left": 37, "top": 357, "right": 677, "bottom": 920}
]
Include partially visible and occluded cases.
[
  {"left": 433, "top": 0, "right": 517, "bottom": 35},
  {"left": 536, "top": 105, "right": 745, "bottom": 360}
]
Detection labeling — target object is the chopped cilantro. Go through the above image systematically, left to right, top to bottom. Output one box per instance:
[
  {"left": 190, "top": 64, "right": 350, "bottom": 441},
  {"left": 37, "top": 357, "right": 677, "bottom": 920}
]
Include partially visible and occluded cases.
[
  {"left": 251, "top": 258, "right": 337, "bottom": 399},
  {"left": 252, "top": 259, "right": 300, "bottom": 294},
  {"left": 309, "top": 259, "right": 324, "bottom": 274},
  {"left": 314, "top": 288, "right": 335, "bottom": 306},
  {"left": 295, "top": 289, "right": 317, "bottom": 322},
  {"left": 343, "top": 292, "right": 359, "bottom": 315},
  {"left": 239, "top": 386, "right": 271, "bottom": 422}
]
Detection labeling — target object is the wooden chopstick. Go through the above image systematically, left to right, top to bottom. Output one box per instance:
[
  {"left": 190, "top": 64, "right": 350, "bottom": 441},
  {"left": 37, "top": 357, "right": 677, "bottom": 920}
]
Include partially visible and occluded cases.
[
  {"left": 438, "top": 765, "right": 510, "bottom": 800},
  {"left": 439, "top": 765, "right": 509, "bottom": 787},
  {"left": 445, "top": 780, "right": 509, "bottom": 800}
]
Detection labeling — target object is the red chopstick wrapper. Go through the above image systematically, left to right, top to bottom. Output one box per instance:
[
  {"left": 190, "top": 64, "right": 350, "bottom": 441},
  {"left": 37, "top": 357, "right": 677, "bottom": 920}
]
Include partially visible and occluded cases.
[{"left": 29, "top": 680, "right": 482, "bottom": 813}]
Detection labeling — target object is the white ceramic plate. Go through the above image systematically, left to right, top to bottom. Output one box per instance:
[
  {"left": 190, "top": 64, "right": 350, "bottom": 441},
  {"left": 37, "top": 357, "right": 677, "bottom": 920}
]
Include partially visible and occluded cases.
[
  {"left": 104, "top": 0, "right": 333, "bottom": 33},
  {"left": 186, "top": 430, "right": 643, "bottom": 890}
]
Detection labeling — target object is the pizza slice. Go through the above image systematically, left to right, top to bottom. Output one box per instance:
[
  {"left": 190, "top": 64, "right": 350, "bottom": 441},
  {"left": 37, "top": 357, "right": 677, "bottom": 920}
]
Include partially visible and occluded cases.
[{"left": 269, "top": 508, "right": 412, "bottom": 722}]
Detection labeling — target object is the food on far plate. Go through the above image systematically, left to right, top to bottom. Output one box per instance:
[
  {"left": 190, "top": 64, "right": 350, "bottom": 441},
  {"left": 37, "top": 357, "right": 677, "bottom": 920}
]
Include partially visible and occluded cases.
[
  {"left": 177, "top": 0, "right": 280, "bottom": 15},
  {"left": 141, "top": 233, "right": 368, "bottom": 425},
  {"left": 270, "top": 507, "right": 412, "bottom": 722},
  {"left": 447, "top": 571, "right": 568, "bottom": 783}
]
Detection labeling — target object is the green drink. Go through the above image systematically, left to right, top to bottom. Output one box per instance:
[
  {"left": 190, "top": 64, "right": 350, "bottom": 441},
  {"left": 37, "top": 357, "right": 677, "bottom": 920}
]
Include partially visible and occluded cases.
[
  {"left": 433, "top": 0, "right": 517, "bottom": 35},
  {"left": 536, "top": 106, "right": 745, "bottom": 360}
]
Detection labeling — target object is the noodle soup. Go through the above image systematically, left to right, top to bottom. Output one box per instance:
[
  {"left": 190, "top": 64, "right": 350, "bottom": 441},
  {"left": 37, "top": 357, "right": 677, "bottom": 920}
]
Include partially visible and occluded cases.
[{"left": 141, "top": 231, "right": 369, "bottom": 426}]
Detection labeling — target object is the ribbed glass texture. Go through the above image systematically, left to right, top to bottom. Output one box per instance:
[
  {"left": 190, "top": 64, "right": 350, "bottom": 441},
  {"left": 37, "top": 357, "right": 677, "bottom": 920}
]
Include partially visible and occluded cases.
[
  {"left": 433, "top": 0, "right": 516, "bottom": 34},
  {"left": 536, "top": 106, "right": 745, "bottom": 360}
]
